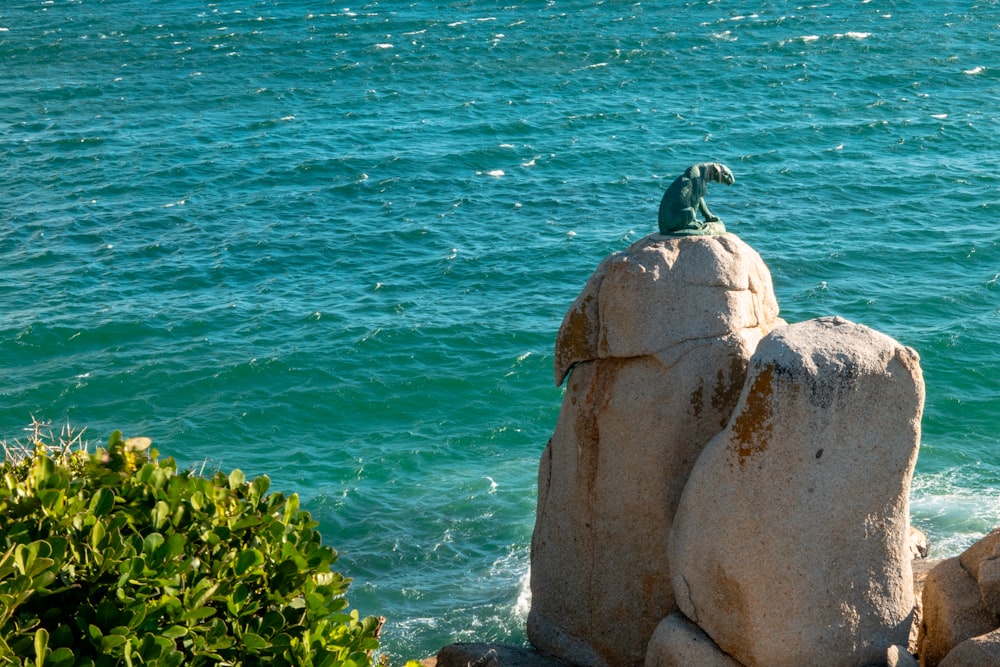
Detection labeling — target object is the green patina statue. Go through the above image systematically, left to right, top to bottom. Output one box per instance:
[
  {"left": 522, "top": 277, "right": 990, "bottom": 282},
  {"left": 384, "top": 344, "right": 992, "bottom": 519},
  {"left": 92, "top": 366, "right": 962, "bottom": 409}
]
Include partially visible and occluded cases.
[{"left": 658, "top": 162, "right": 735, "bottom": 236}]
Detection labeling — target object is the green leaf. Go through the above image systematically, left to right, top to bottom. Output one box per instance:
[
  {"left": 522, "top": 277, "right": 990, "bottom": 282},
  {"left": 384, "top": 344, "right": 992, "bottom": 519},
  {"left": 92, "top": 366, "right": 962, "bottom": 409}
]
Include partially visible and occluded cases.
[
  {"left": 228, "top": 469, "right": 246, "bottom": 490},
  {"left": 251, "top": 475, "right": 270, "bottom": 498},
  {"left": 90, "top": 488, "right": 115, "bottom": 517},
  {"left": 190, "top": 490, "right": 205, "bottom": 511},
  {"left": 282, "top": 494, "right": 300, "bottom": 525},
  {"left": 152, "top": 501, "right": 170, "bottom": 530},
  {"left": 232, "top": 516, "right": 263, "bottom": 532},
  {"left": 91, "top": 520, "right": 107, "bottom": 550},
  {"left": 164, "top": 532, "right": 186, "bottom": 560},
  {"left": 143, "top": 533, "right": 165, "bottom": 556},
  {"left": 29, "top": 540, "right": 53, "bottom": 561},
  {"left": 13, "top": 543, "right": 29, "bottom": 575},
  {"left": 235, "top": 548, "right": 265, "bottom": 576},
  {"left": 31, "top": 570, "right": 58, "bottom": 593},
  {"left": 190, "top": 580, "right": 219, "bottom": 609},
  {"left": 305, "top": 592, "right": 327, "bottom": 611},
  {"left": 96, "top": 600, "right": 119, "bottom": 628},
  {"left": 181, "top": 606, "right": 216, "bottom": 622},
  {"left": 260, "top": 610, "right": 286, "bottom": 637},
  {"left": 34, "top": 627, "right": 49, "bottom": 666},
  {"left": 241, "top": 632, "right": 268, "bottom": 652},
  {"left": 137, "top": 633, "right": 165, "bottom": 659},
  {"left": 47, "top": 647, "right": 75, "bottom": 667}
]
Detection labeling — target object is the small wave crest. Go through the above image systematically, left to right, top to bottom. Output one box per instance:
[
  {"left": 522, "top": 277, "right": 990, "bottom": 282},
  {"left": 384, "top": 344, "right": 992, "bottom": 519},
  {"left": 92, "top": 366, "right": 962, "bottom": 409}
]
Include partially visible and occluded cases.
[
  {"left": 833, "top": 31, "right": 871, "bottom": 40},
  {"left": 911, "top": 470, "right": 1000, "bottom": 558},
  {"left": 513, "top": 568, "right": 531, "bottom": 620}
]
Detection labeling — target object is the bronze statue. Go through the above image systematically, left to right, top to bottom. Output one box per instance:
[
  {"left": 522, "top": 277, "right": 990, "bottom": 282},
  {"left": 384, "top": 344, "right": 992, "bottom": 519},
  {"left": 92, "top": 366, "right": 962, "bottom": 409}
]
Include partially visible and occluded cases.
[{"left": 658, "top": 163, "right": 734, "bottom": 236}]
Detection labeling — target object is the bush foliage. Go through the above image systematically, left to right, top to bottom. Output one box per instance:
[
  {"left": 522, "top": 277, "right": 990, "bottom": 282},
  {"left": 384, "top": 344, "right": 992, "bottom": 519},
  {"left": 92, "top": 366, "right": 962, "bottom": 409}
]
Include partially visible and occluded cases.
[{"left": 0, "top": 426, "right": 381, "bottom": 666}]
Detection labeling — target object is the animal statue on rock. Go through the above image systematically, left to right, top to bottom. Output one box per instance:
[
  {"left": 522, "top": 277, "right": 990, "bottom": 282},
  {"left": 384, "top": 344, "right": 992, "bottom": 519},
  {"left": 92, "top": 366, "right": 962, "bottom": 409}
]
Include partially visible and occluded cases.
[{"left": 658, "top": 162, "right": 735, "bottom": 236}]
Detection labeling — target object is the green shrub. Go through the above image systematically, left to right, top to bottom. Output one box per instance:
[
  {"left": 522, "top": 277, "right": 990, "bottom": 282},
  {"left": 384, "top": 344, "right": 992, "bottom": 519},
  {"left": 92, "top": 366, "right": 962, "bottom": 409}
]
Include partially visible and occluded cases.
[{"left": 0, "top": 427, "right": 381, "bottom": 666}]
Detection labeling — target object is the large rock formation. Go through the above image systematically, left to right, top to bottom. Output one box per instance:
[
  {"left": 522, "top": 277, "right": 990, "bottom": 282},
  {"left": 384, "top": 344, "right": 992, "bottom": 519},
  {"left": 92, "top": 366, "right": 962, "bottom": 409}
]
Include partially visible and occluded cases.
[
  {"left": 528, "top": 233, "right": 782, "bottom": 667},
  {"left": 551, "top": 233, "right": 779, "bottom": 386},
  {"left": 664, "top": 317, "right": 924, "bottom": 667},
  {"left": 919, "top": 528, "right": 1000, "bottom": 666},
  {"left": 644, "top": 614, "right": 742, "bottom": 667},
  {"left": 937, "top": 629, "right": 1000, "bottom": 667}
]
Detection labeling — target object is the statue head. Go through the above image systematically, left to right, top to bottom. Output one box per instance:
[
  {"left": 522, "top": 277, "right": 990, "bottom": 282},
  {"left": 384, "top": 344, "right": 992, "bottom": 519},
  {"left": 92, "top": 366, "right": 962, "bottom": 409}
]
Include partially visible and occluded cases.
[{"left": 704, "top": 163, "right": 735, "bottom": 186}]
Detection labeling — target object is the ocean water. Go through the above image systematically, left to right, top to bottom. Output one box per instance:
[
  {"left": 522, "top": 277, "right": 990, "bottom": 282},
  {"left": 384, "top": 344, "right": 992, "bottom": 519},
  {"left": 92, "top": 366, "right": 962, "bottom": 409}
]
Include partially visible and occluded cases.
[{"left": 2, "top": 0, "right": 999, "bottom": 660}]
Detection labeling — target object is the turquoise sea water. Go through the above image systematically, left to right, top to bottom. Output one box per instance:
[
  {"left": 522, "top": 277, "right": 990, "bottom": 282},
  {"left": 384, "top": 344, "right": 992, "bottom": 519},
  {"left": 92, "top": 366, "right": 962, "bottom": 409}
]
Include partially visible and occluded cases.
[{"left": 2, "top": 0, "right": 999, "bottom": 660}]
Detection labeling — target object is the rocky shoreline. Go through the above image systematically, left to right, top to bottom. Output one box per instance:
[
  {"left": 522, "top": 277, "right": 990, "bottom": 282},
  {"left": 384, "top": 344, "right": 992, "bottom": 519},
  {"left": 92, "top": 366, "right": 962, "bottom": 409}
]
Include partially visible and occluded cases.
[{"left": 426, "top": 233, "right": 1000, "bottom": 667}]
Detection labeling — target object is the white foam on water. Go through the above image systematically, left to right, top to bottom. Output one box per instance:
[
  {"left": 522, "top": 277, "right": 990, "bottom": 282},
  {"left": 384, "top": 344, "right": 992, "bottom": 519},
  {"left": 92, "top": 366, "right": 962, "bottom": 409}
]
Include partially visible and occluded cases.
[
  {"left": 911, "top": 472, "right": 1000, "bottom": 558},
  {"left": 513, "top": 568, "right": 531, "bottom": 619}
]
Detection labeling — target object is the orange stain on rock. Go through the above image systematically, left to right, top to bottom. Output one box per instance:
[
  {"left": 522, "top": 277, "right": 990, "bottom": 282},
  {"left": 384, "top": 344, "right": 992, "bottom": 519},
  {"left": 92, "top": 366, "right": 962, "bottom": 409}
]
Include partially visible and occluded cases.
[
  {"left": 555, "top": 294, "right": 597, "bottom": 385},
  {"left": 731, "top": 364, "right": 775, "bottom": 466}
]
